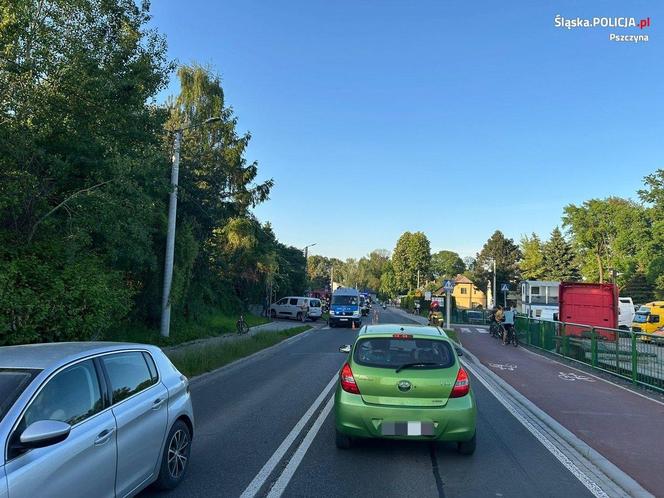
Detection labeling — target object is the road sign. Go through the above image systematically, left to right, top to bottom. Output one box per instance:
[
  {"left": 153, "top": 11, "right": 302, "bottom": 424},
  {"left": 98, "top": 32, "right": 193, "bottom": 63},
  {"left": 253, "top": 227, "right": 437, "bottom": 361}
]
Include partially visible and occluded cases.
[
  {"left": 443, "top": 279, "right": 455, "bottom": 292},
  {"left": 501, "top": 283, "right": 509, "bottom": 292},
  {"left": 424, "top": 291, "right": 432, "bottom": 300}
]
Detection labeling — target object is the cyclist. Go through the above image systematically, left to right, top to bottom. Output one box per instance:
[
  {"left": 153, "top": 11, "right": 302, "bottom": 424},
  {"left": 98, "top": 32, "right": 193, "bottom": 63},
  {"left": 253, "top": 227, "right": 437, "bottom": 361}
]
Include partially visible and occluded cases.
[
  {"left": 494, "top": 305, "right": 506, "bottom": 340},
  {"left": 502, "top": 307, "right": 515, "bottom": 345}
]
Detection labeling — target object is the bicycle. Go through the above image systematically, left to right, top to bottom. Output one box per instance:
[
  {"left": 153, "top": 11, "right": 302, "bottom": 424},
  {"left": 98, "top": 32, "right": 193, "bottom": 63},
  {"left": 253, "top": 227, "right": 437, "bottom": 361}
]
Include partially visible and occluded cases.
[
  {"left": 236, "top": 314, "right": 250, "bottom": 335},
  {"left": 502, "top": 324, "right": 518, "bottom": 347}
]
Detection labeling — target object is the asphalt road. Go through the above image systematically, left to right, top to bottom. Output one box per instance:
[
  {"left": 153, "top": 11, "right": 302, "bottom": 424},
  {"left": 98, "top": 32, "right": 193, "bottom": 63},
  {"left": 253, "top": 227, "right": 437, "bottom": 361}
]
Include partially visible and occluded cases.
[{"left": 142, "top": 307, "right": 594, "bottom": 498}]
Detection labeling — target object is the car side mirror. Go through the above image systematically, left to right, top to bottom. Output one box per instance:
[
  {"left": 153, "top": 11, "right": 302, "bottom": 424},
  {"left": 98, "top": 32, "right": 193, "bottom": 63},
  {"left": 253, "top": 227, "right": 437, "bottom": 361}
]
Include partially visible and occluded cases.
[
  {"left": 339, "top": 345, "right": 351, "bottom": 354},
  {"left": 455, "top": 347, "right": 463, "bottom": 357},
  {"left": 19, "top": 420, "right": 71, "bottom": 449}
]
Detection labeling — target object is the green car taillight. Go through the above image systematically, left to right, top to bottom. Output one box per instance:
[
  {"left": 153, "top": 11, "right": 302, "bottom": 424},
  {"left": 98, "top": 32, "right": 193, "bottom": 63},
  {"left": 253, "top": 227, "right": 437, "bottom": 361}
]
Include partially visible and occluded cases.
[
  {"left": 340, "top": 363, "right": 360, "bottom": 394},
  {"left": 450, "top": 368, "right": 470, "bottom": 398}
]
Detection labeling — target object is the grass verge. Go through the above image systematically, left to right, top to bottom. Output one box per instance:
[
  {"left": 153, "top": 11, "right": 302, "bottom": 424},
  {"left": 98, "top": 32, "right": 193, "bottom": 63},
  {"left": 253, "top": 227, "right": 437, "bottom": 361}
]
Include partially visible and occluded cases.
[
  {"left": 106, "top": 311, "right": 270, "bottom": 347},
  {"left": 168, "top": 325, "right": 312, "bottom": 377},
  {"left": 444, "top": 328, "right": 460, "bottom": 344}
]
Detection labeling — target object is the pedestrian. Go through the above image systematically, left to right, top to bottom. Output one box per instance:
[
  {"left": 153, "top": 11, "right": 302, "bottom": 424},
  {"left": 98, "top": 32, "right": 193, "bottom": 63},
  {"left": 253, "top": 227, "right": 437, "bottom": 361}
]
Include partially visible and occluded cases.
[{"left": 301, "top": 299, "right": 309, "bottom": 322}]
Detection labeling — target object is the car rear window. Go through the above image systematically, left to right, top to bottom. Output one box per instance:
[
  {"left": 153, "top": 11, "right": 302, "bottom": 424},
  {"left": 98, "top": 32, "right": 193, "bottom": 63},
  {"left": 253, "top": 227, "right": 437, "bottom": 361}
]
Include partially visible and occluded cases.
[
  {"left": 309, "top": 299, "right": 321, "bottom": 308},
  {"left": 354, "top": 338, "right": 455, "bottom": 369},
  {"left": 0, "top": 369, "right": 40, "bottom": 423}
]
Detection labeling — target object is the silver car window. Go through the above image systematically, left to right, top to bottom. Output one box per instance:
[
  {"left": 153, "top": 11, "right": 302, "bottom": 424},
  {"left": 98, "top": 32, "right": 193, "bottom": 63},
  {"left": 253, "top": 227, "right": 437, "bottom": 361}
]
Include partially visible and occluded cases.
[
  {"left": 102, "top": 352, "right": 155, "bottom": 404},
  {"left": 23, "top": 360, "right": 103, "bottom": 427},
  {"left": 0, "top": 369, "right": 40, "bottom": 424}
]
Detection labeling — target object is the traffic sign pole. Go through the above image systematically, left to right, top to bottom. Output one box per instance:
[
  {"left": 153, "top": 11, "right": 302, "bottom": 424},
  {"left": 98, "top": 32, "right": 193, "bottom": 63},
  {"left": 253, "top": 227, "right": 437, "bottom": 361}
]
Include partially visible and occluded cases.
[{"left": 446, "top": 290, "right": 451, "bottom": 329}]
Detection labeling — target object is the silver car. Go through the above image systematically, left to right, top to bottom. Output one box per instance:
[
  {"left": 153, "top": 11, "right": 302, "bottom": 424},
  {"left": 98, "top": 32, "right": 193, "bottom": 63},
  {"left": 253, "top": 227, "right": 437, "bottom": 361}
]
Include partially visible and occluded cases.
[{"left": 0, "top": 342, "right": 194, "bottom": 498}]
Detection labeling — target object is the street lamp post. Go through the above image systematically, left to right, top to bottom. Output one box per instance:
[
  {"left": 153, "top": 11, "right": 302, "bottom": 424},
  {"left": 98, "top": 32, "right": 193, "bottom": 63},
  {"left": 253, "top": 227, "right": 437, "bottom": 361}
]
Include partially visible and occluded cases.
[{"left": 160, "top": 117, "right": 222, "bottom": 338}]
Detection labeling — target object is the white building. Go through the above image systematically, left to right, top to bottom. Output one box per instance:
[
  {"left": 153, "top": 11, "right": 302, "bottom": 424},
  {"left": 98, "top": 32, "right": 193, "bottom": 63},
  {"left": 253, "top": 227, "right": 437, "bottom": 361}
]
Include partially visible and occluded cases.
[{"left": 519, "top": 280, "right": 560, "bottom": 320}]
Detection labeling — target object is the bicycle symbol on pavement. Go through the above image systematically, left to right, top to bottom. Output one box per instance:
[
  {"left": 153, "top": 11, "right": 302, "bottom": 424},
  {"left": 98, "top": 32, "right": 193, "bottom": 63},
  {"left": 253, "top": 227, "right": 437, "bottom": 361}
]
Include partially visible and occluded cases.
[
  {"left": 488, "top": 363, "right": 517, "bottom": 371},
  {"left": 558, "top": 372, "right": 595, "bottom": 382}
]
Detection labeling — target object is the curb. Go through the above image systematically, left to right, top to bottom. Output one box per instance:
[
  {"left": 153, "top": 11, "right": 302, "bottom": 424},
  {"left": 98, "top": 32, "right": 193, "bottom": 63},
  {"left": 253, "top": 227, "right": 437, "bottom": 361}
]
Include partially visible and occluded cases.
[
  {"left": 182, "top": 325, "right": 319, "bottom": 387},
  {"left": 459, "top": 345, "right": 653, "bottom": 498}
]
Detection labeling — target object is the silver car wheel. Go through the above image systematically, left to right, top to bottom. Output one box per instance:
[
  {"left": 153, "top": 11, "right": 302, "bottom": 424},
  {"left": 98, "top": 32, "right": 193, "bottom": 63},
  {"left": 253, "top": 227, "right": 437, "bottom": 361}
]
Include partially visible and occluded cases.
[{"left": 167, "top": 428, "right": 190, "bottom": 479}]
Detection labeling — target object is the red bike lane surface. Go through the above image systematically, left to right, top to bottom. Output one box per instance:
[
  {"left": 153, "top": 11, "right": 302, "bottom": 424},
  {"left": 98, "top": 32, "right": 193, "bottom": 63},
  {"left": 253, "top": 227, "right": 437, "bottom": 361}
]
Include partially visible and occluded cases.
[{"left": 457, "top": 326, "right": 664, "bottom": 496}]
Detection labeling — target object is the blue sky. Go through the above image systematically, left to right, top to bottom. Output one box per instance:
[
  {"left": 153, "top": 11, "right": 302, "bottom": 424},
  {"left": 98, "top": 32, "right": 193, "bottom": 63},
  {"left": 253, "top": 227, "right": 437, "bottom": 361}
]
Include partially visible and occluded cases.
[{"left": 150, "top": 1, "right": 663, "bottom": 260}]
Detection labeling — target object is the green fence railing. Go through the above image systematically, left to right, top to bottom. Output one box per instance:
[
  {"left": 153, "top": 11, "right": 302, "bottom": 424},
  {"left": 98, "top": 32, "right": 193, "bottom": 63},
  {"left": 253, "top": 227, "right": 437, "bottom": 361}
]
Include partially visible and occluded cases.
[{"left": 515, "top": 316, "right": 664, "bottom": 394}]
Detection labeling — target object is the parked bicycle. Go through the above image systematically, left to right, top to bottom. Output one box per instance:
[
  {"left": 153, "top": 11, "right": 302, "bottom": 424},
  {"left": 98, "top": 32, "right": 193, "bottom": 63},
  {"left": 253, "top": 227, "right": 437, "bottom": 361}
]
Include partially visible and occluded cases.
[{"left": 236, "top": 314, "right": 250, "bottom": 335}]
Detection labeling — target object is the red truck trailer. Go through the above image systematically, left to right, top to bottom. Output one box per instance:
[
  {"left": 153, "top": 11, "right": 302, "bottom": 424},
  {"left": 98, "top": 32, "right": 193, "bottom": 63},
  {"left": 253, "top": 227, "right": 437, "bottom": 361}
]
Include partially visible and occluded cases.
[{"left": 558, "top": 282, "right": 619, "bottom": 341}]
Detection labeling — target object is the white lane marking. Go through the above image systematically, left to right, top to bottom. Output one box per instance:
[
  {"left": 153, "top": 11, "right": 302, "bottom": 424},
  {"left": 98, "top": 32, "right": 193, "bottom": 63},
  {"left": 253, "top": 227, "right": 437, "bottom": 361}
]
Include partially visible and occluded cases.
[
  {"left": 461, "top": 328, "right": 472, "bottom": 334},
  {"left": 476, "top": 328, "right": 489, "bottom": 334},
  {"left": 518, "top": 344, "right": 664, "bottom": 407},
  {"left": 462, "top": 361, "right": 609, "bottom": 498},
  {"left": 488, "top": 362, "right": 518, "bottom": 371},
  {"left": 558, "top": 372, "right": 596, "bottom": 382},
  {"left": 239, "top": 374, "right": 338, "bottom": 498},
  {"left": 266, "top": 396, "right": 335, "bottom": 497}
]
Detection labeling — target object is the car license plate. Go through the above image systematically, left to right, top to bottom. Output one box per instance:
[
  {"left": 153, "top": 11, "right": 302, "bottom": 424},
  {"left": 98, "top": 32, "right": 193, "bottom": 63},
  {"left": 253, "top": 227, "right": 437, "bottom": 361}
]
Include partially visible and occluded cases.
[
  {"left": 340, "top": 318, "right": 348, "bottom": 321},
  {"left": 381, "top": 421, "right": 434, "bottom": 436}
]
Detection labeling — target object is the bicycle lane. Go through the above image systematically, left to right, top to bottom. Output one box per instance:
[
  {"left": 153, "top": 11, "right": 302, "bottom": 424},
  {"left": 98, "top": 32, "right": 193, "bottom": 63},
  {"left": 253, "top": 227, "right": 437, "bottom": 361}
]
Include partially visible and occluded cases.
[{"left": 456, "top": 326, "right": 664, "bottom": 496}]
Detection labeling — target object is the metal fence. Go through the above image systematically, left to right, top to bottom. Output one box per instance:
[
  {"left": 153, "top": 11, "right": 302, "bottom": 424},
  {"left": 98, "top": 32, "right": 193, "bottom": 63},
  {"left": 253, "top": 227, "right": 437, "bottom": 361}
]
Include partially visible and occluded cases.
[{"left": 515, "top": 316, "right": 664, "bottom": 394}]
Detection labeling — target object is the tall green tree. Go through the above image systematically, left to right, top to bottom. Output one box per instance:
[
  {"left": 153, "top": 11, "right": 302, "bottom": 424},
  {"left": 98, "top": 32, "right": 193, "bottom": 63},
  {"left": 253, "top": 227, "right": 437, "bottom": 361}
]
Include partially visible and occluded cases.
[
  {"left": 0, "top": 0, "right": 171, "bottom": 343},
  {"left": 638, "top": 169, "right": 664, "bottom": 298},
  {"left": 563, "top": 197, "right": 648, "bottom": 285},
  {"left": 541, "top": 227, "right": 579, "bottom": 281},
  {"left": 469, "top": 230, "right": 522, "bottom": 293},
  {"left": 391, "top": 231, "right": 431, "bottom": 291},
  {"left": 519, "top": 234, "right": 545, "bottom": 280},
  {"left": 358, "top": 249, "right": 390, "bottom": 291},
  {"left": 430, "top": 250, "right": 465, "bottom": 279},
  {"left": 379, "top": 261, "right": 399, "bottom": 299}
]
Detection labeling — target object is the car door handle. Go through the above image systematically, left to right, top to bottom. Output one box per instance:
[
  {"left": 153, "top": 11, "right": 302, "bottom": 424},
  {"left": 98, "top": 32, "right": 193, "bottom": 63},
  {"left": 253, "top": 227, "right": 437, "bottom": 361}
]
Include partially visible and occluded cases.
[
  {"left": 152, "top": 397, "right": 166, "bottom": 410},
  {"left": 94, "top": 428, "right": 115, "bottom": 446}
]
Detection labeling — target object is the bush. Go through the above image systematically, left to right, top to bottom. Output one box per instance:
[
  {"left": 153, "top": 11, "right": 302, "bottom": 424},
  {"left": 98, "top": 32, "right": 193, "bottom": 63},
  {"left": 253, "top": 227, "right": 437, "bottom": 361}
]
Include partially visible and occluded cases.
[{"left": 0, "top": 251, "right": 133, "bottom": 345}]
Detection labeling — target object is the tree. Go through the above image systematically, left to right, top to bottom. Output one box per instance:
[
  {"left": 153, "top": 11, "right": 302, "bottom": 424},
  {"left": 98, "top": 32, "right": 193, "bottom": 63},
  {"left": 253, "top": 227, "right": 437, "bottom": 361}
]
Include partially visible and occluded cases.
[
  {"left": 0, "top": 0, "right": 171, "bottom": 343},
  {"left": 638, "top": 170, "right": 664, "bottom": 298},
  {"left": 563, "top": 198, "right": 648, "bottom": 285},
  {"left": 541, "top": 227, "right": 579, "bottom": 281},
  {"left": 469, "top": 230, "right": 522, "bottom": 293},
  {"left": 391, "top": 231, "right": 431, "bottom": 291},
  {"left": 519, "top": 234, "right": 545, "bottom": 280},
  {"left": 357, "top": 249, "right": 390, "bottom": 292},
  {"left": 431, "top": 250, "right": 466, "bottom": 279},
  {"left": 307, "top": 255, "right": 332, "bottom": 289},
  {"left": 379, "top": 261, "right": 399, "bottom": 299}
]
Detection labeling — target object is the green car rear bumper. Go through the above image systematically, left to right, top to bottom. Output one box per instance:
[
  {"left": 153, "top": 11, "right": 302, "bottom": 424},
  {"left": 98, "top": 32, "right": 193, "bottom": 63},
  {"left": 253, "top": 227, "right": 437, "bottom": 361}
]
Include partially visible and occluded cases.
[{"left": 334, "top": 385, "right": 476, "bottom": 442}]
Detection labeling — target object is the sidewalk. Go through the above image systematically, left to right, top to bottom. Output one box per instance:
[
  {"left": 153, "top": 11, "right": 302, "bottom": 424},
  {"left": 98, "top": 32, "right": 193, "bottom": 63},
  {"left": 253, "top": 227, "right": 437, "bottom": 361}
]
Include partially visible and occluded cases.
[
  {"left": 164, "top": 319, "right": 322, "bottom": 355},
  {"left": 458, "top": 325, "right": 664, "bottom": 496}
]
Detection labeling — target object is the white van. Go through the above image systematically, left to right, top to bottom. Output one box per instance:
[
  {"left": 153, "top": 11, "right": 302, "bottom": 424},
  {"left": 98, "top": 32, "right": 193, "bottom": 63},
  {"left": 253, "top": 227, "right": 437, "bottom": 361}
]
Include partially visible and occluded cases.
[
  {"left": 269, "top": 296, "right": 323, "bottom": 321},
  {"left": 618, "top": 297, "right": 635, "bottom": 329}
]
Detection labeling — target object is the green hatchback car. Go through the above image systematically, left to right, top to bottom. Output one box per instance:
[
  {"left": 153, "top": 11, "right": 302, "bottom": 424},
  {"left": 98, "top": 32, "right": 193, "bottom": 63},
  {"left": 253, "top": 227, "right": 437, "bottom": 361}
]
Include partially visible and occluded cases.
[{"left": 334, "top": 324, "right": 476, "bottom": 454}]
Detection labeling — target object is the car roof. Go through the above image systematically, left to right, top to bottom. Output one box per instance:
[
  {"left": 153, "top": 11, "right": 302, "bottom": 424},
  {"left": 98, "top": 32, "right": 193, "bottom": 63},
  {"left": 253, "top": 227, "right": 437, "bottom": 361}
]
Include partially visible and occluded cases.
[
  {"left": 333, "top": 287, "right": 360, "bottom": 296},
  {"left": 359, "top": 323, "right": 447, "bottom": 338},
  {"left": 0, "top": 342, "right": 155, "bottom": 370}
]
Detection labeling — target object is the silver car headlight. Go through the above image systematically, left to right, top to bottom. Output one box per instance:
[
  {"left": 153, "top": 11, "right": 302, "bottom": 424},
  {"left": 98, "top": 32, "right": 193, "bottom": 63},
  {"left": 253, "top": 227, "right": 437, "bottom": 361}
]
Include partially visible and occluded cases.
[
  {"left": 330, "top": 310, "right": 335, "bottom": 315},
  {"left": 352, "top": 310, "right": 360, "bottom": 316}
]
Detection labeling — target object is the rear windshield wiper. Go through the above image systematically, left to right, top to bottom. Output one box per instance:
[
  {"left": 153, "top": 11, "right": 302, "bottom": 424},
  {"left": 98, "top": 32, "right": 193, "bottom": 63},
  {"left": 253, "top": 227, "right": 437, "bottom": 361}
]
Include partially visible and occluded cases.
[{"left": 395, "top": 362, "right": 442, "bottom": 373}]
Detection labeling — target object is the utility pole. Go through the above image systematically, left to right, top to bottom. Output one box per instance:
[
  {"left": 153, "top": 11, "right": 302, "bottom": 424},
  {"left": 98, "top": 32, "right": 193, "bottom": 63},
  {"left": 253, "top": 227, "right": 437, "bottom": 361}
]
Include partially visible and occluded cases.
[
  {"left": 160, "top": 117, "right": 221, "bottom": 338},
  {"left": 160, "top": 129, "right": 182, "bottom": 338},
  {"left": 493, "top": 259, "right": 497, "bottom": 308},
  {"left": 417, "top": 269, "right": 421, "bottom": 289}
]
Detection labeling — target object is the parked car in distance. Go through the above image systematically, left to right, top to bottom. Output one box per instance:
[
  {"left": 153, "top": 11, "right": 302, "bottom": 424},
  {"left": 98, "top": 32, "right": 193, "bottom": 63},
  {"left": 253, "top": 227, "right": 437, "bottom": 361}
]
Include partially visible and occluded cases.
[
  {"left": 270, "top": 296, "right": 323, "bottom": 321},
  {"left": 618, "top": 297, "right": 635, "bottom": 330},
  {"left": 632, "top": 301, "right": 664, "bottom": 340},
  {"left": 334, "top": 324, "right": 476, "bottom": 454},
  {"left": 0, "top": 342, "right": 194, "bottom": 498}
]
